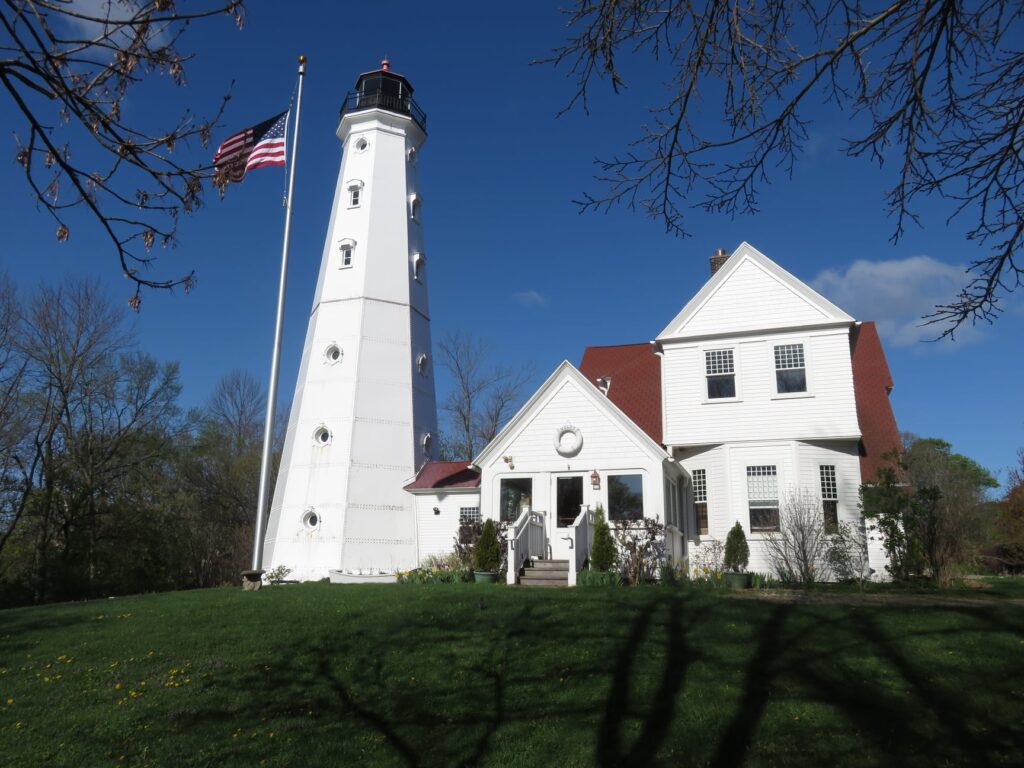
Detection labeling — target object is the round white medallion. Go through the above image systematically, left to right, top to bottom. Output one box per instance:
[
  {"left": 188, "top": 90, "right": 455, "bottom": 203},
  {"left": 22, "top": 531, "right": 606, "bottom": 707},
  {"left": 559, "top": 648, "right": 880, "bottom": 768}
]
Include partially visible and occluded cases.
[{"left": 554, "top": 425, "right": 583, "bottom": 457}]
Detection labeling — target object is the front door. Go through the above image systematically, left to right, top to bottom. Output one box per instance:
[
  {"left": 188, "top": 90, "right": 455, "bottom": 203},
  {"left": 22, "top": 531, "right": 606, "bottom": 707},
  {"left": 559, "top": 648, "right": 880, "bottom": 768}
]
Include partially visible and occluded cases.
[{"left": 551, "top": 476, "right": 583, "bottom": 560}]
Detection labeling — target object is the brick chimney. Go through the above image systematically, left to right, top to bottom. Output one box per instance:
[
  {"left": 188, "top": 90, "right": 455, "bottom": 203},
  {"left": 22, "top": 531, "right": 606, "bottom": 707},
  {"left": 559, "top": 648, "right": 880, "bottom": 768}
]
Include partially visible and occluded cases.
[{"left": 710, "top": 247, "right": 730, "bottom": 276}]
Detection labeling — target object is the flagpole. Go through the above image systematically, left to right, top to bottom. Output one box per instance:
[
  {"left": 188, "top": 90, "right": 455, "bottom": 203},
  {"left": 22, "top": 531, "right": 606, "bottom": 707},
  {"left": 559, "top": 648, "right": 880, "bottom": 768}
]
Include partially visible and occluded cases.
[{"left": 250, "top": 55, "right": 307, "bottom": 574}]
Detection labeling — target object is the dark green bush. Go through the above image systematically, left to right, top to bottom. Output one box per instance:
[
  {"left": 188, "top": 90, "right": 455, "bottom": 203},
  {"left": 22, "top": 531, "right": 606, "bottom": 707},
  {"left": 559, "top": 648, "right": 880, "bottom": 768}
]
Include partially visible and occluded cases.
[
  {"left": 590, "top": 505, "right": 616, "bottom": 572},
  {"left": 472, "top": 519, "right": 501, "bottom": 573},
  {"left": 724, "top": 522, "right": 749, "bottom": 573}
]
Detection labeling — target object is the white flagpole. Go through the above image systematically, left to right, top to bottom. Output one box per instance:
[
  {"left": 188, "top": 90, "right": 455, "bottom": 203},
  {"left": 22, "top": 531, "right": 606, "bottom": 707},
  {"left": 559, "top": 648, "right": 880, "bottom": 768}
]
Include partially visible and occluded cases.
[{"left": 250, "top": 55, "right": 307, "bottom": 574}]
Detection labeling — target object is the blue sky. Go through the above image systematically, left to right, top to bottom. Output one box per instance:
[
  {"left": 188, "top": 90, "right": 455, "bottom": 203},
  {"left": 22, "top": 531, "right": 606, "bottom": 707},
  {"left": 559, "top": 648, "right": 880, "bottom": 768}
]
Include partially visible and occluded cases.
[{"left": 1, "top": 1, "right": 1021, "bottom": 488}]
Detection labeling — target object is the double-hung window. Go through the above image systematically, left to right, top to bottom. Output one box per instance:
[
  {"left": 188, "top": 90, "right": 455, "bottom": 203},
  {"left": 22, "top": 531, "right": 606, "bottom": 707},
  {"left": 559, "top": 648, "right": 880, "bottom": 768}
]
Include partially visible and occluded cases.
[
  {"left": 774, "top": 343, "right": 806, "bottom": 393},
  {"left": 705, "top": 349, "right": 736, "bottom": 399},
  {"left": 747, "top": 465, "right": 780, "bottom": 532},
  {"left": 820, "top": 465, "right": 838, "bottom": 533},
  {"left": 692, "top": 469, "right": 708, "bottom": 535}
]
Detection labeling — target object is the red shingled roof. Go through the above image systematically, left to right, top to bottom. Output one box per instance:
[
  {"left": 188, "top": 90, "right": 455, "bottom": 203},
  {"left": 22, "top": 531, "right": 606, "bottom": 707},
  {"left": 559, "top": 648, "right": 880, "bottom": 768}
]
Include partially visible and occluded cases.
[
  {"left": 850, "top": 322, "right": 902, "bottom": 482},
  {"left": 579, "top": 343, "right": 663, "bottom": 444},
  {"left": 404, "top": 461, "right": 480, "bottom": 490}
]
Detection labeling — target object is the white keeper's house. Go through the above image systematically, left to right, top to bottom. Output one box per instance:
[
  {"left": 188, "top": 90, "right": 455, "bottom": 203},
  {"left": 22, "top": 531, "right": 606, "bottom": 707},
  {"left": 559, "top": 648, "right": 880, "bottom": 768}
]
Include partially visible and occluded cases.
[{"left": 262, "top": 62, "right": 901, "bottom": 584}]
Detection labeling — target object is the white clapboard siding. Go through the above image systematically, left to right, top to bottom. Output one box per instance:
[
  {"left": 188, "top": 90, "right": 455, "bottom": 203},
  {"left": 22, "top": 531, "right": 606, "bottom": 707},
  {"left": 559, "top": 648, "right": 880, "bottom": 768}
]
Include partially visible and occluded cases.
[
  {"left": 662, "top": 329, "right": 860, "bottom": 446},
  {"left": 414, "top": 492, "right": 482, "bottom": 563}
]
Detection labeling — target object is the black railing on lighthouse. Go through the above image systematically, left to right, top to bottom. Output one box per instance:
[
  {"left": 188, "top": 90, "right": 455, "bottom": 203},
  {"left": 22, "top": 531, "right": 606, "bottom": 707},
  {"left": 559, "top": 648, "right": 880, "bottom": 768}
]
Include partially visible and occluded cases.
[{"left": 340, "top": 89, "right": 427, "bottom": 132}]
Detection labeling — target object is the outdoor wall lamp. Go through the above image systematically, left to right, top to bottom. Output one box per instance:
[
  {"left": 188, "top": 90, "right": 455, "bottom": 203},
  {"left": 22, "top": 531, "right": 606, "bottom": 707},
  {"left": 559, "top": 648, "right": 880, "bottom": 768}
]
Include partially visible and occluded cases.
[{"left": 590, "top": 470, "right": 601, "bottom": 490}]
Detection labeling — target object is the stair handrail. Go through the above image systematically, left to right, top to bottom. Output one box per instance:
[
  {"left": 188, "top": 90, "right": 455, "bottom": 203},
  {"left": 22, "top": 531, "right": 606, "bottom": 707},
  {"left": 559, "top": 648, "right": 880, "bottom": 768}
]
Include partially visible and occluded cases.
[
  {"left": 568, "top": 505, "right": 595, "bottom": 586},
  {"left": 507, "top": 509, "right": 546, "bottom": 585}
]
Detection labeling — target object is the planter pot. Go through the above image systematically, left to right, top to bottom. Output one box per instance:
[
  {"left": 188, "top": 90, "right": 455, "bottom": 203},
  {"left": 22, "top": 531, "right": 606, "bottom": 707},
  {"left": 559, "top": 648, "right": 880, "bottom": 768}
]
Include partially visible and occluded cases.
[
  {"left": 473, "top": 571, "right": 497, "bottom": 583},
  {"left": 724, "top": 572, "right": 751, "bottom": 590}
]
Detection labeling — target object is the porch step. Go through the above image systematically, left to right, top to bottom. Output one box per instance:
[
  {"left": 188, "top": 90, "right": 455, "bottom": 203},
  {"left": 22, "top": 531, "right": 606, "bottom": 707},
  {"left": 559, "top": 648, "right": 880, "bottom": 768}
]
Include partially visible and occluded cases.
[{"left": 518, "top": 559, "right": 569, "bottom": 588}]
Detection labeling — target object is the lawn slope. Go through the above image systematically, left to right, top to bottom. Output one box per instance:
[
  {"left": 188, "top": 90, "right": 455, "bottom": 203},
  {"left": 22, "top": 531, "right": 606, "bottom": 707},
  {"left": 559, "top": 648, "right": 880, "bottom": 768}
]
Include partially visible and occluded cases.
[{"left": 1, "top": 584, "right": 1022, "bottom": 767}]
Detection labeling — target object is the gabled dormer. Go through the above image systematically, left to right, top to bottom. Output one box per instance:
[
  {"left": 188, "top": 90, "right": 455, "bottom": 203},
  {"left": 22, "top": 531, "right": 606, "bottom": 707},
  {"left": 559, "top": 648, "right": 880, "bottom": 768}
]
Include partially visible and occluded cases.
[{"left": 656, "top": 242, "right": 854, "bottom": 343}]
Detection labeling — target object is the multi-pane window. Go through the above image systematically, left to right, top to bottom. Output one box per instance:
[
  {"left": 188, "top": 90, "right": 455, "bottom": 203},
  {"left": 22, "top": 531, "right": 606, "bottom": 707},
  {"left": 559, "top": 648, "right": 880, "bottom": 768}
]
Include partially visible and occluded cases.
[
  {"left": 349, "top": 187, "right": 361, "bottom": 207},
  {"left": 340, "top": 245, "right": 353, "bottom": 268},
  {"left": 774, "top": 343, "right": 807, "bottom": 393},
  {"left": 705, "top": 349, "right": 736, "bottom": 399},
  {"left": 747, "top": 465, "right": 780, "bottom": 532},
  {"left": 820, "top": 465, "right": 838, "bottom": 533},
  {"left": 692, "top": 469, "right": 709, "bottom": 535},
  {"left": 608, "top": 474, "right": 644, "bottom": 521},
  {"left": 459, "top": 506, "right": 481, "bottom": 525}
]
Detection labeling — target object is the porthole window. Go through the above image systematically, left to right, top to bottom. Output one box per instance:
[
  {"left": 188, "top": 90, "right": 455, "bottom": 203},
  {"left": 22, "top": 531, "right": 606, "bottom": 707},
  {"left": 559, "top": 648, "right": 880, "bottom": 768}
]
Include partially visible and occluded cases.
[
  {"left": 354, "top": 137, "right": 369, "bottom": 152},
  {"left": 324, "top": 344, "right": 343, "bottom": 364},
  {"left": 417, "top": 353, "right": 429, "bottom": 374},
  {"left": 313, "top": 425, "right": 332, "bottom": 446},
  {"left": 302, "top": 509, "right": 319, "bottom": 530}
]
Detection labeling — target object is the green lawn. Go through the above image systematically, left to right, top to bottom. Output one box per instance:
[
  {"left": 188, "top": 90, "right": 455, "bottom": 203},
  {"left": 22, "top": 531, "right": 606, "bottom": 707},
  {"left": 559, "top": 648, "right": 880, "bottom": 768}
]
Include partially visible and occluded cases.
[{"left": 1, "top": 583, "right": 1022, "bottom": 767}]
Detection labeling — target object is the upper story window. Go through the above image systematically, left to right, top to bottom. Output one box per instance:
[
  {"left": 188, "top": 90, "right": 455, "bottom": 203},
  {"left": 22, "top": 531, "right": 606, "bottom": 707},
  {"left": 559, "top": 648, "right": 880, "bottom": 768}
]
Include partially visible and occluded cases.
[
  {"left": 346, "top": 179, "right": 364, "bottom": 208},
  {"left": 409, "top": 194, "right": 421, "bottom": 221},
  {"left": 338, "top": 238, "right": 356, "bottom": 269},
  {"left": 413, "top": 253, "right": 425, "bottom": 282},
  {"left": 774, "top": 343, "right": 806, "bottom": 393},
  {"left": 705, "top": 349, "right": 736, "bottom": 399},
  {"left": 747, "top": 465, "right": 780, "bottom": 532},
  {"left": 820, "top": 465, "right": 838, "bottom": 533},
  {"left": 692, "top": 468, "right": 708, "bottom": 535}
]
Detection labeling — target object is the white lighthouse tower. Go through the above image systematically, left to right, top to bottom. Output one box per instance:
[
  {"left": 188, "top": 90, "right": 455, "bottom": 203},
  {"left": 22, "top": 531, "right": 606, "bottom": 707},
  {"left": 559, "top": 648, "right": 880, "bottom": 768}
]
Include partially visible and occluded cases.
[{"left": 263, "top": 61, "right": 437, "bottom": 579}]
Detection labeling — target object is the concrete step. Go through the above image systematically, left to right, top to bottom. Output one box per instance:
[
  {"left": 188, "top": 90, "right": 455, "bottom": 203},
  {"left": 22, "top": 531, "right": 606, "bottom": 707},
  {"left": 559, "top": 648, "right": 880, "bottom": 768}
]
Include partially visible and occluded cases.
[{"left": 524, "top": 559, "right": 570, "bottom": 572}]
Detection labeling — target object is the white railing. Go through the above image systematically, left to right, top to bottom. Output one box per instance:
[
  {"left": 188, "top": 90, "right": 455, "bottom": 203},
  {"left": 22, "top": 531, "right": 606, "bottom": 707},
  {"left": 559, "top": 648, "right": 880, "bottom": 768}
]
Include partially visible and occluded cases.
[
  {"left": 568, "top": 505, "right": 595, "bottom": 586},
  {"left": 506, "top": 509, "right": 547, "bottom": 584}
]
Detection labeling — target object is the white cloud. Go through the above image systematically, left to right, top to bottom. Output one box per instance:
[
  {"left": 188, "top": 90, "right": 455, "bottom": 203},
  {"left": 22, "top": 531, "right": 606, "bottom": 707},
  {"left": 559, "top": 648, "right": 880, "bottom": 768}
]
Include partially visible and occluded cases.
[
  {"left": 811, "top": 255, "right": 978, "bottom": 347},
  {"left": 511, "top": 290, "right": 547, "bottom": 308}
]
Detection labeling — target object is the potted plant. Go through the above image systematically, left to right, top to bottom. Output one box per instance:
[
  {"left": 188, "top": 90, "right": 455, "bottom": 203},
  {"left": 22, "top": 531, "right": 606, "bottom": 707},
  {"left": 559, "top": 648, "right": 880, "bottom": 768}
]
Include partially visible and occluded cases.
[
  {"left": 472, "top": 519, "right": 501, "bottom": 583},
  {"left": 723, "top": 521, "right": 751, "bottom": 589}
]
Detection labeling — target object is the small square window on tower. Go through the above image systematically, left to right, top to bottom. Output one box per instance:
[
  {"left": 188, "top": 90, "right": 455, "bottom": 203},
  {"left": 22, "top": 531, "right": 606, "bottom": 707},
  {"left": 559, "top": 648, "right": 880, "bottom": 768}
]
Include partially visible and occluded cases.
[
  {"left": 346, "top": 179, "right": 364, "bottom": 208},
  {"left": 338, "top": 238, "right": 356, "bottom": 269}
]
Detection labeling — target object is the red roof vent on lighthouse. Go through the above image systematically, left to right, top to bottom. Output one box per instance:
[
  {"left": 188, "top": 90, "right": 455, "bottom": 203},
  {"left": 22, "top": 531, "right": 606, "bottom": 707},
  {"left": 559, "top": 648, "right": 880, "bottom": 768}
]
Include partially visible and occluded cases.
[{"left": 381, "top": 58, "right": 390, "bottom": 72}]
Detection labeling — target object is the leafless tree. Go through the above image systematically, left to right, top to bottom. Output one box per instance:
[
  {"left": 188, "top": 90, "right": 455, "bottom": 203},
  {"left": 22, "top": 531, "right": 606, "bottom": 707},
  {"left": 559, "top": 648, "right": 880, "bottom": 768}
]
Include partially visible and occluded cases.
[
  {"left": 1, "top": 0, "right": 245, "bottom": 308},
  {"left": 546, "top": 1, "right": 1024, "bottom": 336},
  {"left": 436, "top": 330, "right": 535, "bottom": 460},
  {"left": 206, "top": 368, "right": 264, "bottom": 449},
  {"left": 763, "top": 490, "right": 832, "bottom": 585}
]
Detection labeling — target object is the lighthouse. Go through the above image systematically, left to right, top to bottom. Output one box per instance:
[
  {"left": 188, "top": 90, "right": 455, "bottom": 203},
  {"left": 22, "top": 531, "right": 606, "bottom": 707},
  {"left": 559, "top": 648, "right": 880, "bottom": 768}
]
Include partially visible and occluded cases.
[{"left": 263, "top": 61, "right": 437, "bottom": 579}]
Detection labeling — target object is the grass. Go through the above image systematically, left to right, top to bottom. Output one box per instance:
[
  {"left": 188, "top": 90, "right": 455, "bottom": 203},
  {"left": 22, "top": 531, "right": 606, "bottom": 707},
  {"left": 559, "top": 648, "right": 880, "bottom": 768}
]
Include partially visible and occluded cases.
[{"left": 1, "top": 582, "right": 1022, "bottom": 767}]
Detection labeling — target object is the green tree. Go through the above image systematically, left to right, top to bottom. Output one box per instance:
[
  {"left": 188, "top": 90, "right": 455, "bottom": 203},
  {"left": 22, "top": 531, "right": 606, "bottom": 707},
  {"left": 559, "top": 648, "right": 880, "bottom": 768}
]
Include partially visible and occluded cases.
[
  {"left": 548, "top": 1, "right": 1024, "bottom": 336},
  {"left": 863, "top": 437, "right": 997, "bottom": 585},
  {"left": 589, "top": 504, "right": 615, "bottom": 572},
  {"left": 472, "top": 519, "right": 501, "bottom": 573},
  {"left": 724, "top": 522, "right": 749, "bottom": 573}
]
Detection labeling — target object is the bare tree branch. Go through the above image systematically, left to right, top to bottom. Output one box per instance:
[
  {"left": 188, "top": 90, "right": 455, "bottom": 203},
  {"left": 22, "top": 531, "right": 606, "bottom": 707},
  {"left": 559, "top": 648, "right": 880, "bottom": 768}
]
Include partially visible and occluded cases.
[
  {"left": 0, "top": 0, "right": 246, "bottom": 309},
  {"left": 544, "top": 0, "right": 1024, "bottom": 337}
]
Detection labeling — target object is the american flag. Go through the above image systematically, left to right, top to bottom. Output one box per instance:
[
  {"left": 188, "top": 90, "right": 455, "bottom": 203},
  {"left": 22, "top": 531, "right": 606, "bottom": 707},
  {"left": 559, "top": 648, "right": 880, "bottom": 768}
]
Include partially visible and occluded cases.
[{"left": 213, "top": 111, "right": 289, "bottom": 183}]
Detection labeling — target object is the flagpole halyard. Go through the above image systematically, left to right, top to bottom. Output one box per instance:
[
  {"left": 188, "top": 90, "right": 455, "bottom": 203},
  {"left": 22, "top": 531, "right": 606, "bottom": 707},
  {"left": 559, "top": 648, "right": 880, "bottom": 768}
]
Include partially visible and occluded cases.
[{"left": 250, "top": 55, "right": 307, "bottom": 576}]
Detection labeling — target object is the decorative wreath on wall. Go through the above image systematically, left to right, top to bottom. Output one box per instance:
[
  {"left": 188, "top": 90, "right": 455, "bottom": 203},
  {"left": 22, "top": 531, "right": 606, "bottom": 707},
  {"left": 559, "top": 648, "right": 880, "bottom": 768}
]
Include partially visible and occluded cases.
[{"left": 553, "top": 424, "right": 583, "bottom": 458}]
